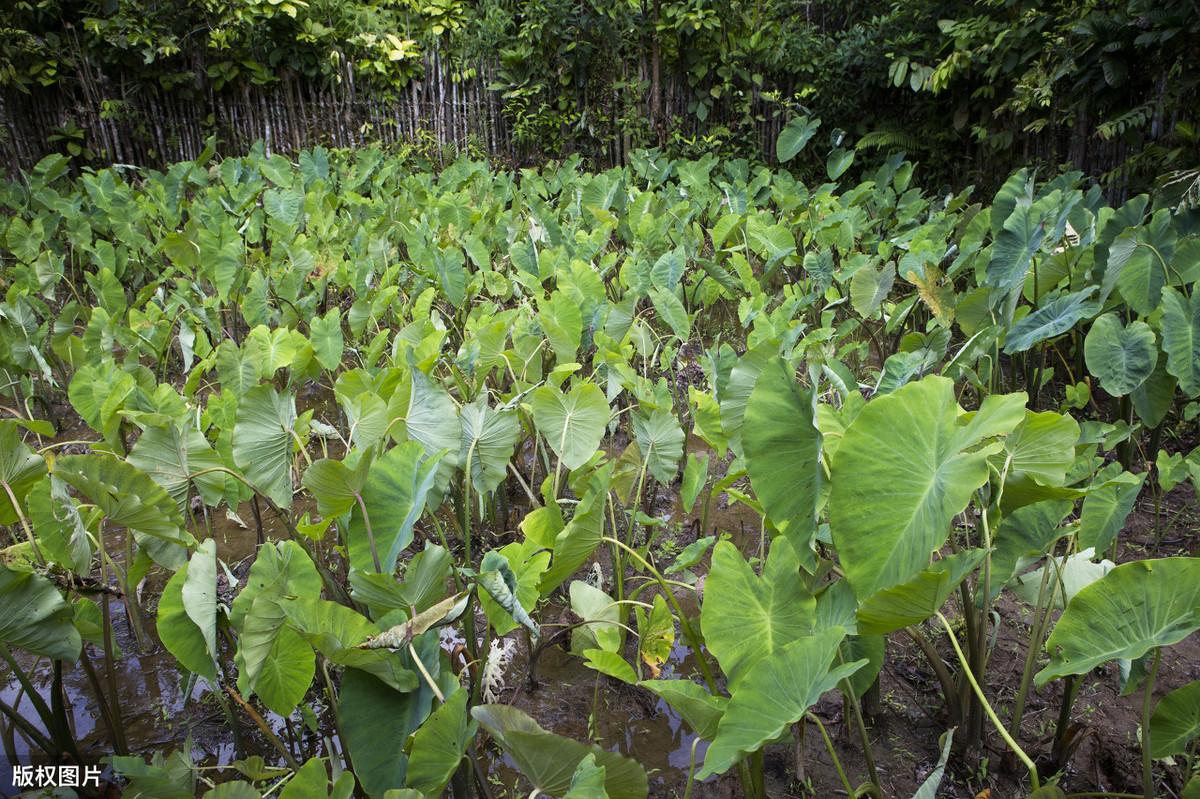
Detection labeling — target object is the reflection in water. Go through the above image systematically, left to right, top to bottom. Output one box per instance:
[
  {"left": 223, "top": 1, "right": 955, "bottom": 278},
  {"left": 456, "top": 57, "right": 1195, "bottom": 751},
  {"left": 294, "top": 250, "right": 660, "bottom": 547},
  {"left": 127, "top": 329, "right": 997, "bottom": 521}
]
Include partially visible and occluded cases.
[
  {"left": 1, "top": 437, "right": 744, "bottom": 793},
  {"left": 0, "top": 502, "right": 289, "bottom": 769},
  {"left": 491, "top": 599, "right": 715, "bottom": 794}
]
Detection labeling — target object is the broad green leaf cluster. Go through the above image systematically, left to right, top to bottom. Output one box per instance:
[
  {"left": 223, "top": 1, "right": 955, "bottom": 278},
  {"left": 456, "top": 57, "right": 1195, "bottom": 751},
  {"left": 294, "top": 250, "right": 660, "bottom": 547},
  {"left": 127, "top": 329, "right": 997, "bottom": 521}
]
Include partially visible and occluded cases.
[{"left": 0, "top": 143, "right": 1197, "bottom": 799}]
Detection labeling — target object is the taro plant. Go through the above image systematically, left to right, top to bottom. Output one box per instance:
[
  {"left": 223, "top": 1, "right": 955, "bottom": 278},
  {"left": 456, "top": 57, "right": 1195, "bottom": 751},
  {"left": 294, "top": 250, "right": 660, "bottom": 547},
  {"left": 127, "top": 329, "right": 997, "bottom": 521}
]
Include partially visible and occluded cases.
[{"left": 0, "top": 141, "right": 1197, "bottom": 799}]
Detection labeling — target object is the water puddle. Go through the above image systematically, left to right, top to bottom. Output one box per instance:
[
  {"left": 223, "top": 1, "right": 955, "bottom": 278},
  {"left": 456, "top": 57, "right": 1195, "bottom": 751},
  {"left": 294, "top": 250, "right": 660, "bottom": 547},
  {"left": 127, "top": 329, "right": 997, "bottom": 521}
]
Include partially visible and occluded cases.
[{"left": 0, "top": 430, "right": 754, "bottom": 794}]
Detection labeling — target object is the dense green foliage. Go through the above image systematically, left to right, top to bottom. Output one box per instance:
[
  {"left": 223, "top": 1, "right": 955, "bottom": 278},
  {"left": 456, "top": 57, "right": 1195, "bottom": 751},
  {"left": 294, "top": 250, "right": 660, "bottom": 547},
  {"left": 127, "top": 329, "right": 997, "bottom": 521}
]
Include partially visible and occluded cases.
[
  {"left": 3, "top": 0, "right": 1198, "bottom": 189},
  {"left": 0, "top": 134, "right": 1199, "bottom": 798}
]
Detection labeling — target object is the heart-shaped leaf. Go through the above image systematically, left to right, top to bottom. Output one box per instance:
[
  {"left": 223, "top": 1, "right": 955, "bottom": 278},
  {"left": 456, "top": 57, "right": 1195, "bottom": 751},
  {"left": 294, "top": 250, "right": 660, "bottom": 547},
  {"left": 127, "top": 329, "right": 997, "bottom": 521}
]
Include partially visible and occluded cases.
[
  {"left": 776, "top": 116, "right": 820, "bottom": 162},
  {"left": 1084, "top": 313, "right": 1156, "bottom": 397},
  {"left": 744, "top": 357, "right": 821, "bottom": 551},
  {"left": 829, "top": 377, "right": 1024, "bottom": 598},
  {"left": 232, "top": 385, "right": 297, "bottom": 508},
  {"left": 459, "top": 395, "right": 520, "bottom": 498},
  {"left": 632, "top": 407, "right": 684, "bottom": 484},
  {"left": 0, "top": 420, "right": 46, "bottom": 525},
  {"left": 128, "top": 423, "right": 226, "bottom": 511},
  {"left": 346, "top": 442, "right": 443, "bottom": 574},
  {"left": 55, "top": 453, "right": 192, "bottom": 568},
  {"left": 700, "top": 538, "right": 814, "bottom": 687},
  {"left": 856, "top": 549, "right": 987, "bottom": 635},
  {"left": 1036, "top": 558, "right": 1200, "bottom": 687},
  {"left": 157, "top": 561, "right": 218, "bottom": 681},
  {"left": 697, "top": 627, "right": 864, "bottom": 778},
  {"left": 1150, "top": 679, "right": 1200, "bottom": 759}
]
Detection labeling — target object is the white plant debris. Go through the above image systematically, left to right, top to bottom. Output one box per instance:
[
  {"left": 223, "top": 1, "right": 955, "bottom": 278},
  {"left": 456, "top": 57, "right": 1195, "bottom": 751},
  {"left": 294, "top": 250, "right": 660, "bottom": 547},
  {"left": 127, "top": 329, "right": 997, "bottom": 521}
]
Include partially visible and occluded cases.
[{"left": 481, "top": 637, "right": 516, "bottom": 703}]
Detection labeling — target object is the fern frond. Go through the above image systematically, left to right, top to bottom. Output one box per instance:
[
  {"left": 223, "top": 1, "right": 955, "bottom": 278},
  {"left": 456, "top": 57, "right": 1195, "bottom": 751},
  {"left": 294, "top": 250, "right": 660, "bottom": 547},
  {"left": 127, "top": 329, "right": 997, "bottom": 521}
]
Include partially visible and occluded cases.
[{"left": 856, "top": 129, "right": 921, "bottom": 152}]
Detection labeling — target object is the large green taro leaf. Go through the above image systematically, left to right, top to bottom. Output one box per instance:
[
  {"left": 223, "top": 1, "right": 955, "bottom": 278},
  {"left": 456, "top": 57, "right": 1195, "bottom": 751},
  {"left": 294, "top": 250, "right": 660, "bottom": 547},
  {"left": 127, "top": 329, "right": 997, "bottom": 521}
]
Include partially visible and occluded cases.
[
  {"left": 776, "top": 115, "right": 820, "bottom": 162},
  {"left": 989, "top": 169, "right": 1032, "bottom": 238},
  {"left": 1091, "top": 194, "right": 1148, "bottom": 298},
  {"left": 986, "top": 201, "right": 1049, "bottom": 295},
  {"left": 1112, "top": 209, "right": 1176, "bottom": 317},
  {"left": 650, "top": 248, "right": 686, "bottom": 292},
  {"left": 850, "top": 260, "right": 895, "bottom": 318},
  {"left": 1160, "top": 286, "right": 1200, "bottom": 398},
  {"left": 649, "top": 287, "right": 691, "bottom": 339},
  {"left": 1002, "top": 288, "right": 1098, "bottom": 355},
  {"left": 537, "top": 290, "right": 583, "bottom": 363},
  {"left": 309, "top": 308, "right": 345, "bottom": 372},
  {"left": 1083, "top": 313, "right": 1156, "bottom": 397},
  {"left": 243, "top": 325, "right": 307, "bottom": 379},
  {"left": 215, "top": 341, "right": 259, "bottom": 397},
  {"left": 717, "top": 343, "right": 773, "bottom": 458},
  {"left": 1131, "top": 353, "right": 1177, "bottom": 429},
  {"left": 744, "top": 357, "right": 821, "bottom": 552},
  {"left": 67, "top": 363, "right": 135, "bottom": 445},
  {"left": 395, "top": 366, "right": 461, "bottom": 496},
  {"left": 829, "top": 376, "right": 1024, "bottom": 599},
  {"left": 530, "top": 382, "right": 609, "bottom": 472},
  {"left": 232, "top": 385, "right": 297, "bottom": 508},
  {"left": 342, "top": 392, "right": 389, "bottom": 452},
  {"left": 458, "top": 395, "right": 520, "bottom": 498},
  {"left": 631, "top": 407, "right": 684, "bottom": 484},
  {"left": 1003, "top": 410, "right": 1080, "bottom": 486},
  {"left": 0, "top": 420, "right": 46, "bottom": 525},
  {"left": 128, "top": 423, "right": 226, "bottom": 510},
  {"left": 345, "top": 442, "right": 442, "bottom": 575},
  {"left": 54, "top": 453, "right": 192, "bottom": 569},
  {"left": 301, "top": 454, "right": 370, "bottom": 518},
  {"left": 538, "top": 464, "right": 612, "bottom": 593},
  {"left": 1077, "top": 466, "right": 1145, "bottom": 553},
  {"left": 28, "top": 475, "right": 91, "bottom": 574},
  {"left": 990, "top": 500, "right": 1073, "bottom": 599},
  {"left": 700, "top": 538, "right": 814, "bottom": 688},
  {"left": 182, "top": 539, "right": 219, "bottom": 665},
  {"left": 231, "top": 541, "right": 322, "bottom": 712},
  {"left": 230, "top": 542, "right": 321, "bottom": 627},
  {"left": 351, "top": 543, "right": 453, "bottom": 620},
  {"left": 856, "top": 549, "right": 987, "bottom": 635},
  {"left": 1036, "top": 558, "right": 1200, "bottom": 687},
  {"left": 157, "top": 561, "right": 218, "bottom": 681},
  {"left": 0, "top": 565, "right": 81, "bottom": 661},
  {"left": 238, "top": 597, "right": 315, "bottom": 716},
  {"left": 282, "top": 598, "right": 416, "bottom": 691},
  {"left": 697, "top": 627, "right": 864, "bottom": 779},
  {"left": 339, "top": 669, "right": 418, "bottom": 798},
  {"left": 1150, "top": 679, "right": 1200, "bottom": 758},
  {"left": 405, "top": 689, "right": 476, "bottom": 796},
  {"left": 471, "top": 705, "right": 648, "bottom": 799}
]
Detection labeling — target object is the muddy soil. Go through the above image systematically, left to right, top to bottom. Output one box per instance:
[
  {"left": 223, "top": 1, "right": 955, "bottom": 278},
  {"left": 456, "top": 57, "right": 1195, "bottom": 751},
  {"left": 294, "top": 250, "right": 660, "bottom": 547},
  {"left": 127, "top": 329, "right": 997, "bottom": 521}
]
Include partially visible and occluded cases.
[
  {"left": 3, "top": 397, "right": 1198, "bottom": 799},
  {"left": 463, "top": 462, "right": 1198, "bottom": 798}
]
